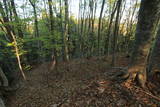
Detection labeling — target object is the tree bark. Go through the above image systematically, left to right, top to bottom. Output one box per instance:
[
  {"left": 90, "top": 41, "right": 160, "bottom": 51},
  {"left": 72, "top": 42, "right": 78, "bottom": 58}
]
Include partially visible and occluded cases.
[
  {"left": 10, "top": 0, "right": 24, "bottom": 38},
  {"left": 29, "top": 0, "right": 39, "bottom": 38},
  {"left": 48, "top": 0, "right": 58, "bottom": 63},
  {"left": 48, "top": 0, "right": 54, "bottom": 32},
  {"left": 63, "top": 0, "right": 69, "bottom": 61},
  {"left": 97, "top": 0, "right": 105, "bottom": 56},
  {"left": 104, "top": 0, "right": 117, "bottom": 55},
  {"left": 111, "top": 0, "right": 122, "bottom": 66},
  {"left": 130, "top": 0, "right": 160, "bottom": 87},
  {"left": 131, "top": 0, "right": 160, "bottom": 64},
  {"left": 0, "top": 1, "right": 26, "bottom": 80},
  {"left": 0, "top": 2, "right": 13, "bottom": 41},
  {"left": 146, "top": 24, "right": 160, "bottom": 77}
]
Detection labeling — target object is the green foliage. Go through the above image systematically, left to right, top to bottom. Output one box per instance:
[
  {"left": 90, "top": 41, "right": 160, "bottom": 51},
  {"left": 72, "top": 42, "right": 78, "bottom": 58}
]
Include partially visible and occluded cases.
[
  {"left": 0, "top": 0, "right": 140, "bottom": 69},
  {"left": 0, "top": 33, "right": 16, "bottom": 61},
  {"left": 23, "top": 64, "right": 32, "bottom": 71}
]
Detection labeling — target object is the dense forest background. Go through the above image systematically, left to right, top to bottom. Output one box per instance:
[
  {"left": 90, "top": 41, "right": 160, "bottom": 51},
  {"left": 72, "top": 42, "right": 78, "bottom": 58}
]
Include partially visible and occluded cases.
[
  {"left": 0, "top": 0, "right": 160, "bottom": 106},
  {"left": 0, "top": 0, "right": 139, "bottom": 78}
]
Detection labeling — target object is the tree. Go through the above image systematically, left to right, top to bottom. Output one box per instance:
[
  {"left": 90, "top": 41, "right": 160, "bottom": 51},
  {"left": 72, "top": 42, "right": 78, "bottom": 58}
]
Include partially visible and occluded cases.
[
  {"left": 10, "top": 0, "right": 24, "bottom": 38},
  {"left": 29, "top": 0, "right": 39, "bottom": 38},
  {"left": 29, "top": 0, "right": 41, "bottom": 61},
  {"left": 48, "top": 0, "right": 57, "bottom": 63},
  {"left": 48, "top": 0, "right": 54, "bottom": 32},
  {"left": 63, "top": 0, "right": 69, "bottom": 61},
  {"left": 97, "top": 0, "right": 105, "bottom": 56},
  {"left": 104, "top": 0, "right": 117, "bottom": 55},
  {"left": 111, "top": 0, "right": 122, "bottom": 66},
  {"left": 124, "top": 0, "right": 138, "bottom": 54},
  {"left": 130, "top": 0, "right": 160, "bottom": 87},
  {"left": 0, "top": 1, "right": 26, "bottom": 80},
  {"left": 146, "top": 24, "right": 160, "bottom": 79}
]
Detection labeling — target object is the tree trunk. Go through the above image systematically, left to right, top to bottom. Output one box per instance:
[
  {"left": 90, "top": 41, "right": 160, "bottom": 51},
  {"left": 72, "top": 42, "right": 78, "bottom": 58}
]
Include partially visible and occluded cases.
[
  {"left": 2, "top": 0, "right": 9, "bottom": 21},
  {"left": 10, "top": 0, "right": 24, "bottom": 38},
  {"left": 29, "top": 0, "right": 39, "bottom": 38},
  {"left": 29, "top": 0, "right": 41, "bottom": 61},
  {"left": 48, "top": 0, "right": 57, "bottom": 63},
  {"left": 48, "top": 0, "right": 54, "bottom": 32},
  {"left": 63, "top": 0, "right": 69, "bottom": 61},
  {"left": 80, "top": 0, "right": 87, "bottom": 57},
  {"left": 97, "top": 0, "right": 105, "bottom": 56},
  {"left": 104, "top": 0, "right": 117, "bottom": 55},
  {"left": 111, "top": 0, "right": 122, "bottom": 66},
  {"left": 130, "top": 0, "right": 160, "bottom": 87},
  {"left": 131, "top": 0, "right": 160, "bottom": 64},
  {"left": 0, "top": 1, "right": 26, "bottom": 80},
  {"left": 0, "top": 2, "right": 13, "bottom": 41},
  {"left": 146, "top": 24, "right": 160, "bottom": 78}
]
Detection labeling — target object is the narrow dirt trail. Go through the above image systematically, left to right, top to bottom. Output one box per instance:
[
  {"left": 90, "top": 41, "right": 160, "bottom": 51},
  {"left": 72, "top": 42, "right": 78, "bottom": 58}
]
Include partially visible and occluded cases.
[{"left": 6, "top": 57, "right": 160, "bottom": 107}]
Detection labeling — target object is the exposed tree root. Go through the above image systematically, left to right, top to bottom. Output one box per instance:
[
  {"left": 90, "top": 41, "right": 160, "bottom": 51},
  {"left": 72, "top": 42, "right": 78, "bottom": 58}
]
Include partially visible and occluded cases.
[
  {"left": 106, "top": 67, "right": 131, "bottom": 83},
  {"left": 111, "top": 67, "right": 147, "bottom": 88},
  {"left": 134, "top": 71, "right": 146, "bottom": 88},
  {"left": 134, "top": 85, "right": 160, "bottom": 102}
]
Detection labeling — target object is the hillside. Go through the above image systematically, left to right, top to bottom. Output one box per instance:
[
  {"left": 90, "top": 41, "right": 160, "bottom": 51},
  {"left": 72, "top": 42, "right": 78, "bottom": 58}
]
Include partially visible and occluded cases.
[{"left": 6, "top": 56, "right": 160, "bottom": 107}]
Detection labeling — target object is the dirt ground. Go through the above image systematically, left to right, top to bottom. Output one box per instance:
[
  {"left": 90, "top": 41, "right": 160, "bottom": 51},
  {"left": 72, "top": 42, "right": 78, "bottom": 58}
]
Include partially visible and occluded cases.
[{"left": 6, "top": 56, "right": 160, "bottom": 107}]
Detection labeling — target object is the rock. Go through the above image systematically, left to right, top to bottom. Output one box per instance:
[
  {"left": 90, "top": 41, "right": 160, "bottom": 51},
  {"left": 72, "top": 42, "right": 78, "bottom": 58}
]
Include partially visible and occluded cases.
[
  {"left": 0, "top": 97, "right": 5, "bottom": 107},
  {"left": 117, "top": 99, "right": 126, "bottom": 106},
  {"left": 50, "top": 104, "right": 59, "bottom": 107},
  {"left": 138, "top": 104, "right": 142, "bottom": 107}
]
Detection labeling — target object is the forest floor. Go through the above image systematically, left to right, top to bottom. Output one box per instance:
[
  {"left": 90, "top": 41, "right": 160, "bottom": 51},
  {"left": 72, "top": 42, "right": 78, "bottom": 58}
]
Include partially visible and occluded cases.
[{"left": 6, "top": 55, "right": 160, "bottom": 107}]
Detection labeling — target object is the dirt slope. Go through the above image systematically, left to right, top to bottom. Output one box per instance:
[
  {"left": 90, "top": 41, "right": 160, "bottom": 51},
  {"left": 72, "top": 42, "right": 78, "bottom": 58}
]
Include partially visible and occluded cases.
[{"left": 6, "top": 56, "right": 160, "bottom": 107}]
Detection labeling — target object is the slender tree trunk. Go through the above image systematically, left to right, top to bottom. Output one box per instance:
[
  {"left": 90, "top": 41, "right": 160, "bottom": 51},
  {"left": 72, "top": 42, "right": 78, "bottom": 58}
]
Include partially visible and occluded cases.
[
  {"left": 3, "top": 0, "right": 9, "bottom": 20},
  {"left": 10, "top": 0, "right": 24, "bottom": 38},
  {"left": 29, "top": 0, "right": 39, "bottom": 38},
  {"left": 29, "top": 0, "right": 41, "bottom": 61},
  {"left": 48, "top": 0, "right": 58, "bottom": 64},
  {"left": 48, "top": 0, "right": 54, "bottom": 32},
  {"left": 60, "top": 0, "right": 64, "bottom": 58},
  {"left": 63, "top": 0, "right": 69, "bottom": 61},
  {"left": 78, "top": 0, "right": 82, "bottom": 57},
  {"left": 80, "top": 0, "right": 87, "bottom": 57},
  {"left": 87, "top": 0, "right": 94, "bottom": 57},
  {"left": 87, "top": 0, "right": 92, "bottom": 35},
  {"left": 91, "top": 0, "right": 97, "bottom": 55},
  {"left": 92, "top": 0, "right": 97, "bottom": 34},
  {"left": 97, "top": 0, "right": 105, "bottom": 56},
  {"left": 104, "top": 0, "right": 117, "bottom": 55},
  {"left": 111, "top": 0, "right": 122, "bottom": 66},
  {"left": 125, "top": 0, "right": 138, "bottom": 54},
  {"left": 8, "top": 1, "right": 13, "bottom": 22},
  {"left": 0, "top": 2, "right": 13, "bottom": 41},
  {"left": 0, "top": 3, "right": 26, "bottom": 80},
  {"left": 11, "top": 32, "right": 26, "bottom": 80}
]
